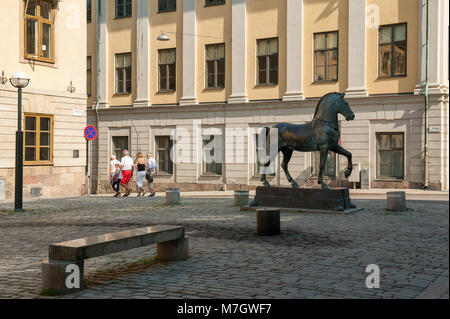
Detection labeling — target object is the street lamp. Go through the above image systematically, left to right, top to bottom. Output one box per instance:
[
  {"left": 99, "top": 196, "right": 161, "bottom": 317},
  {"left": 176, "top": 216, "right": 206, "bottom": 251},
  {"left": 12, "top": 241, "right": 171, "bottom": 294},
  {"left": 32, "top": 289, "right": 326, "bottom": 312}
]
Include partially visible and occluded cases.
[{"left": 10, "top": 71, "right": 30, "bottom": 212}]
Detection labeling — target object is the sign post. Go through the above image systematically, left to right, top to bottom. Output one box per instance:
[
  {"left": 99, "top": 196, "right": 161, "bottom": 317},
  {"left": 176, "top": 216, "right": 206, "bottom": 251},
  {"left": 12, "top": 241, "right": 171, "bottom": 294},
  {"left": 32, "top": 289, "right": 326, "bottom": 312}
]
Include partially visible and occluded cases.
[{"left": 84, "top": 125, "right": 98, "bottom": 196}]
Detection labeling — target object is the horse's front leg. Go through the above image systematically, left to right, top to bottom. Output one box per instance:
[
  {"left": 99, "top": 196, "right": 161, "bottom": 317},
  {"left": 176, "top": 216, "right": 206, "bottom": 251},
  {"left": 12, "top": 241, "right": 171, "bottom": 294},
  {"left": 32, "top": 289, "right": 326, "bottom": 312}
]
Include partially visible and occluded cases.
[
  {"left": 330, "top": 144, "right": 353, "bottom": 178},
  {"left": 330, "top": 145, "right": 356, "bottom": 208},
  {"left": 318, "top": 148, "right": 330, "bottom": 190}
]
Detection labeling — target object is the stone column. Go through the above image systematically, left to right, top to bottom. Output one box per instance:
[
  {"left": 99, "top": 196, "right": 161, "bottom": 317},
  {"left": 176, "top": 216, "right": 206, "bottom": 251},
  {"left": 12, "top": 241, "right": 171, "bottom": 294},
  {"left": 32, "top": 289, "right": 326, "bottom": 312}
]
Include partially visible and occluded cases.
[
  {"left": 97, "top": 0, "right": 109, "bottom": 108},
  {"left": 134, "top": 0, "right": 151, "bottom": 107},
  {"left": 179, "top": 0, "right": 198, "bottom": 106},
  {"left": 228, "top": 0, "right": 248, "bottom": 104},
  {"left": 282, "top": 0, "right": 305, "bottom": 101},
  {"left": 345, "top": 0, "right": 368, "bottom": 98},
  {"left": 414, "top": 0, "right": 449, "bottom": 95}
]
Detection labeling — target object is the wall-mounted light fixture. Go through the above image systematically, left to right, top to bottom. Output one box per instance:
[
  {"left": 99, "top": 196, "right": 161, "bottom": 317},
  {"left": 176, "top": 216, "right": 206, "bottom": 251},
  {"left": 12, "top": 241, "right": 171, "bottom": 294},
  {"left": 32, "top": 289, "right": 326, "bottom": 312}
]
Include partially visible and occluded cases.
[
  {"left": 157, "top": 32, "right": 170, "bottom": 41},
  {"left": 0, "top": 71, "right": 7, "bottom": 85},
  {"left": 67, "top": 81, "right": 76, "bottom": 93}
]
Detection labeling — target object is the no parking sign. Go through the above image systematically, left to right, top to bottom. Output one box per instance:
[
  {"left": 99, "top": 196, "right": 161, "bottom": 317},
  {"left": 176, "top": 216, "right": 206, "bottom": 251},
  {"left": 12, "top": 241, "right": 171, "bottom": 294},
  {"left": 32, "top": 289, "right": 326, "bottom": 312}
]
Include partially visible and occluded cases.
[{"left": 84, "top": 125, "right": 97, "bottom": 140}]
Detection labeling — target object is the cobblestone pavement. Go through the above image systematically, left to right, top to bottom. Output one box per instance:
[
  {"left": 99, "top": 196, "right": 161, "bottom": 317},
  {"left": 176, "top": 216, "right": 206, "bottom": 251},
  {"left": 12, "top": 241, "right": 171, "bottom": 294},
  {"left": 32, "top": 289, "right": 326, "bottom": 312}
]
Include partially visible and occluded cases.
[{"left": 0, "top": 195, "right": 448, "bottom": 299}]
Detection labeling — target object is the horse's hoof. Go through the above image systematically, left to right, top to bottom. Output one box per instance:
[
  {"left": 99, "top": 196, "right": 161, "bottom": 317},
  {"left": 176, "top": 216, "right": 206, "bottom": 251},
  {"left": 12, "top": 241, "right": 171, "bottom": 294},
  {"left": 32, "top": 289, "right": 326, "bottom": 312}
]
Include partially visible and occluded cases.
[
  {"left": 263, "top": 181, "right": 271, "bottom": 187},
  {"left": 291, "top": 181, "right": 299, "bottom": 189},
  {"left": 349, "top": 202, "right": 356, "bottom": 209}
]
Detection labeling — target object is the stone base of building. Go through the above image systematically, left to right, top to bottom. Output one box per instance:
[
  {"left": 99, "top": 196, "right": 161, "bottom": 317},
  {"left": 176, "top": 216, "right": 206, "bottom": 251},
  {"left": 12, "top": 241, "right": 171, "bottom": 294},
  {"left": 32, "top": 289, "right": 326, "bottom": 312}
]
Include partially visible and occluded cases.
[
  {"left": 0, "top": 166, "right": 86, "bottom": 201},
  {"left": 95, "top": 178, "right": 440, "bottom": 195}
]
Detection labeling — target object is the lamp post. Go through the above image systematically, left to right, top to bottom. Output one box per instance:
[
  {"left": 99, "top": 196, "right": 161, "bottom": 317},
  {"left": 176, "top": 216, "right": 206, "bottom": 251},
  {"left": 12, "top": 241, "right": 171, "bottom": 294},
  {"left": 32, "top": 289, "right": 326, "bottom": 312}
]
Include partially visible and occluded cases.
[{"left": 10, "top": 71, "right": 30, "bottom": 212}]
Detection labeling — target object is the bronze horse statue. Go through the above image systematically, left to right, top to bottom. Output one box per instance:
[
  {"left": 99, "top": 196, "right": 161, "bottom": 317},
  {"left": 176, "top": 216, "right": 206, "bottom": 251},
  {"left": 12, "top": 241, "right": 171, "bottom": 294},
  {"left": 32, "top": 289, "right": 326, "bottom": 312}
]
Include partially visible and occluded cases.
[{"left": 261, "top": 92, "right": 355, "bottom": 190}]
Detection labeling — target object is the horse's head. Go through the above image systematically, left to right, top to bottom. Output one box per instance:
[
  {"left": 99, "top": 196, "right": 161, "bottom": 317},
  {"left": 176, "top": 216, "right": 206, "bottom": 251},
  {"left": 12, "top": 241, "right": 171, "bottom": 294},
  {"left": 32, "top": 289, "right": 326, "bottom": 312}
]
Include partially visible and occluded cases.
[{"left": 336, "top": 93, "right": 355, "bottom": 121}]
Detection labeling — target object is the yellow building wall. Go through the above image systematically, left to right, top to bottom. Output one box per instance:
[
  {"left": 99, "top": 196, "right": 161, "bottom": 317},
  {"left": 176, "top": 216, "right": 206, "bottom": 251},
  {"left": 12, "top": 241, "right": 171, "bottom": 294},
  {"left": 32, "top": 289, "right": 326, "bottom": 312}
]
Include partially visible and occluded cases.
[
  {"left": 0, "top": 0, "right": 87, "bottom": 96},
  {"left": 87, "top": 0, "right": 97, "bottom": 107},
  {"left": 107, "top": 0, "right": 136, "bottom": 107},
  {"left": 149, "top": 0, "right": 182, "bottom": 105},
  {"left": 196, "top": 0, "right": 232, "bottom": 103},
  {"left": 246, "top": 0, "right": 286, "bottom": 101},
  {"left": 303, "top": 0, "right": 348, "bottom": 98},
  {"left": 366, "top": 0, "right": 419, "bottom": 94}
]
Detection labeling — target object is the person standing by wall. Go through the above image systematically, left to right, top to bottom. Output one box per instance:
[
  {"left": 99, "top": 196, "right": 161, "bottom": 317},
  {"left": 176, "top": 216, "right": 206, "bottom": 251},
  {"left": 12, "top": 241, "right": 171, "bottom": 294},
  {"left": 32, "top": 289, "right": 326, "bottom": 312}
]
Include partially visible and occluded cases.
[
  {"left": 120, "top": 150, "right": 134, "bottom": 197},
  {"left": 134, "top": 152, "right": 148, "bottom": 197},
  {"left": 146, "top": 152, "right": 158, "bottom": 197}
]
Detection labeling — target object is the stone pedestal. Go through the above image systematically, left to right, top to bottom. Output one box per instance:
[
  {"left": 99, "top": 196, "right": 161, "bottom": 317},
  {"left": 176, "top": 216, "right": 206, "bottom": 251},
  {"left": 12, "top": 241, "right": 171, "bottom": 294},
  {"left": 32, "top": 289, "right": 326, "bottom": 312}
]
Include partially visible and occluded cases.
[
  {"left": 252, "top": 186, "right": 356, "bottom": 211},
  {"left": 166, "top": 188, "right": 180, "bottom": 204},
  {"left": 234, "top": 190, "right": 249, "bottom": 206},
  {"left": 387, "top": 191, "right": 407, "bottom": 211},
  {"left": 256, "top": 209, "right": 280, "bottom": 236},
  {"left": 157, "top": 237, "right": 189, "bottom": 261},
  {"left": 41, "top": 259, "right": 84, "bottom": 294}
]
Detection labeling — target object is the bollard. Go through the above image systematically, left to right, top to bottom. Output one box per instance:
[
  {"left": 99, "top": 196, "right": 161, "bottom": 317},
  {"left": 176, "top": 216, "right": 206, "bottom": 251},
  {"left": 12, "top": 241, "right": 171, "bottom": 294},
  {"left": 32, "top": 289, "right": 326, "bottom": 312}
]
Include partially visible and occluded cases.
[
  {"left": 166, "top": 188, "right": 180, "bottom": 205},
  {"left": 234, "top": 190, "right": 249, "bottom": 206},
  {"left": 386, "top": 191, "right": 406, "bottom": 211},
  {"left": 256, "top": 208, "right": 280, "bottom": 236}
]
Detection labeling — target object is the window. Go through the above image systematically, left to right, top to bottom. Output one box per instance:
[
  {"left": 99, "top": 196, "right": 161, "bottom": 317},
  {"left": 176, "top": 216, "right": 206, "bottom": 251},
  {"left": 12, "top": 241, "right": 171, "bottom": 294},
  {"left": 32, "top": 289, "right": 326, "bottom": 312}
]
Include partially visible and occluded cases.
[
  {"left": 24, "top": 0, "right": 55, "bottom": 62},
  {"left": 87, "top": 0, "right": 92, "bottom": 23},
  {"left": 115, "top": 0, "right": 132, "bottom": 18},
  {"left": 158, "top": 0, "right": 176, "bottom": 12},
  {"left": 205, "top": 0, "right": 225, "bottom": 6},
  {"left": 379, "top": 24, "right": 407, "bottom": 77},
  {"left": 314, "top": 31, "right": 338, "bottom": 82},
  {"left": 257, "top": 38, "right": 278, "bottom": 85},
  {"left": 205, "top": 44, "right": 225, "bottom": 89},
  {"left": 158, "top": 49, "right": 176, "bottom": 92},
  {"left": 115, "top": 53, "right": 131, "bottom": 94},
  {"left": 87, "top": 56, "right": 92, "bottom": 97},
  {"left": 24, "top": 114, "right": 53, "bottom": 165},
  {"left": 254, "top": 133, "right": 275, "bottom": 176},
  {"left": 376, "top": 133, "right": 404, "bottom": 179},
  {"left": 203, "top": 135, "right": 222, "bottom": 175},
  {"left": 112, "top": 136, "right": 128, "bottom": 162},
  {"left": 156, "top": 136, "right": 173, "bottom": 174},
  {"left": 312, "top": 151, "right": 336, "bottom": 178}
]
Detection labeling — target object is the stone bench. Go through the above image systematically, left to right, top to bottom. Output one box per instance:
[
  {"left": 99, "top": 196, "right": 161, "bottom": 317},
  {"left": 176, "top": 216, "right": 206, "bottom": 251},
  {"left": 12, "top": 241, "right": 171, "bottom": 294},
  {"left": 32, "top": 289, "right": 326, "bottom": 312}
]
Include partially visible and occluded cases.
[{"left": 41, "top": 225, "right": 188, "bottom": 294}]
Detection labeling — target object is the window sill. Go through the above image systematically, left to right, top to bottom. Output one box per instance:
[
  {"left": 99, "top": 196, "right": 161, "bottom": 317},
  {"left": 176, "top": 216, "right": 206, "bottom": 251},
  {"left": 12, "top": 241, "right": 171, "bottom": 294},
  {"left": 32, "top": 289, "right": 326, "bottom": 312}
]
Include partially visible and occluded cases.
[
  {"left": 204, "top": 3, "right": 226, "bottom": 8},
  {"left": 157, "top": 9, "right": 176, "bottom": 14},
  {"left": 114, "top": 15, "right": 132, "bottom": 20},
  {"left": 23, "top": 56, "right": 55, "bottom": 66},
  {"left": 377, "top": 75, "right": 407, "bottom": 80},
  {"left": 312, "top": 80, "right": 338, "bottom": 84},
  {"left": 255, "top": 83, "right": 278, "bottom": 88},
  {"left": 203, "top": 87, "right": 225, "bottom": 91},
  {"left": 156, "top": 90, "right": 176, "bottom": 94},
  {"left": 113, "top": 92, "right": 131, "bottom": 96},
  {"left": 24, "top": 162, "right": 54, "bottom": 166},
  {"left": 155, "top": 173, "right": 173, "bottom": 177},
  {"left": 199, "top": 174, "right": 222, "bottom": 179},
  {"left": 252, "top": 174, "right": 276, "bottom": 179},
  {"left": 374, "top": 178, "right": 405, "bottom": 182}
]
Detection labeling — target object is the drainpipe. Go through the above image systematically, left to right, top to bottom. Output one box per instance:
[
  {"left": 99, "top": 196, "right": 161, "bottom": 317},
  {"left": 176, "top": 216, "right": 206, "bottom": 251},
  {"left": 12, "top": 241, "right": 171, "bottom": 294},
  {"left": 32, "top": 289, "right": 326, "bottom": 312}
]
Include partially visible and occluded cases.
[
  {"left": 95, "top": 0, "right": 102, "bottom": 193},
  {"left": 423, "top": 0, "right": 430, "bottom": 189}
]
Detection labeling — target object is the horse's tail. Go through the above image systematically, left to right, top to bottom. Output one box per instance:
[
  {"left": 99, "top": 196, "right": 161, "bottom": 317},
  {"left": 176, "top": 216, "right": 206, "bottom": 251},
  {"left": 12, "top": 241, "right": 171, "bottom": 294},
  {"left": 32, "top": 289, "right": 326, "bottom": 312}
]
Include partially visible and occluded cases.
[{"left": 264, "top": 126, "right": 271, "bottom": 164}]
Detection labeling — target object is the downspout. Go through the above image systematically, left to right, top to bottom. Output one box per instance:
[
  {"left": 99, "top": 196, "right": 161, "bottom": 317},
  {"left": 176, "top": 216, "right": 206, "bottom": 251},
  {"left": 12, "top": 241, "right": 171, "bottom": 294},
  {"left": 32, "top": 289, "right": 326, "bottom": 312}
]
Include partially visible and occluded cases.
[
  {"left": 92, "top": 0, "right": 102, "bottom": 194},
  {"left": 424, "top": 0, "right": 430, "bottom": 189}
]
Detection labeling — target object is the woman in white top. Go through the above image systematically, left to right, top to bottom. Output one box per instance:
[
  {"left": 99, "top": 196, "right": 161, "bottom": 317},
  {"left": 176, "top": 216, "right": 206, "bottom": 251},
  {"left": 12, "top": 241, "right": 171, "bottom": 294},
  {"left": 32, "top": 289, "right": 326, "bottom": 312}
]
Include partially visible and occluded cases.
[{"left": 134, "top": 152, "right": 148, "bottom": 197}]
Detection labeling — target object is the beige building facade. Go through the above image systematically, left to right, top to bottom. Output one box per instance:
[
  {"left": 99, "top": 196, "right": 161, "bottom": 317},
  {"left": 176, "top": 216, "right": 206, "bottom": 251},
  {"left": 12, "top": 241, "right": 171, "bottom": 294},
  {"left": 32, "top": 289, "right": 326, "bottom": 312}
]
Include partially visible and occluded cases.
[
  {"left": 0, "top": 0, "right": 88, "bottom": 201},
  {"left": 87, "top": 0, "right": 449, "bottom": 193}
]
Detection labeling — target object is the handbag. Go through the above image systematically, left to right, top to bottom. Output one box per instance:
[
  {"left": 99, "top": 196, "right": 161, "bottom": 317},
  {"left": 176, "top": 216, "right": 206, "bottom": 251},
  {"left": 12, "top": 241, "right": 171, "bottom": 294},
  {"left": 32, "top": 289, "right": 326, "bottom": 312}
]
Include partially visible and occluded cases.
[{"left": 146, "top": 172, "right": 153, "bottom": 183}]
